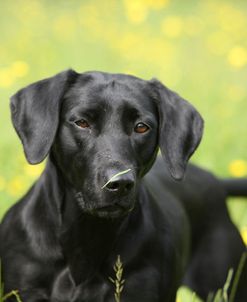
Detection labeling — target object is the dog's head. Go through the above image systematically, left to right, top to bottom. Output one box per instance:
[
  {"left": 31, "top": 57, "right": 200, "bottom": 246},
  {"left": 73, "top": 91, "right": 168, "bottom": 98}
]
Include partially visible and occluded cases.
[{"left": 10, "top": 70, "right": 203, "bottom": 218}]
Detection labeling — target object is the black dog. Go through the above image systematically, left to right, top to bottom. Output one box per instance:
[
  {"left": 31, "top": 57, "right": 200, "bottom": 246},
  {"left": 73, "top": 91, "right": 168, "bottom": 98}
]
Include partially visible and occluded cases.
[{"left": 0, "top": 70, "right": 246, "bottom": 302}]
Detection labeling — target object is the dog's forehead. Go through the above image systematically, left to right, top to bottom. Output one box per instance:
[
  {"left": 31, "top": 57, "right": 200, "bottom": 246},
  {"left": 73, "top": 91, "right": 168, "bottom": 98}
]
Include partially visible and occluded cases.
[
  {"left": 80, "top": 71, "right": 148, "bottom": 89},
  {"left": 64, "top": 72, "right": 153, "bottom": 110}
]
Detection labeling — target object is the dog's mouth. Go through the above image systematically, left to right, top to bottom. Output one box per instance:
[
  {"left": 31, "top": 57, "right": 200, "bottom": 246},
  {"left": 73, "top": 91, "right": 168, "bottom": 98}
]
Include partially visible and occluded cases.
[
  {"left": 74, "top": 190, "right": 135, "bottom": 218},
  {"left": 94, "top": 204, "right": 134, "bottom": 218},
  {"left": 98, "top": 204, "right": 122, "bottom": 212}
]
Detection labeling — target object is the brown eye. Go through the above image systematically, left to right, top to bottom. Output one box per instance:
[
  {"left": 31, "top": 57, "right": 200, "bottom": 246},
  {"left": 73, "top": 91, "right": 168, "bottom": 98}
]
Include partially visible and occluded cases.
[
  {"left": 75, "top": 119, "right": 90, "bottom": 128},
  {"left": 134, "top": 122, "right": 149, "bottom": 133}
]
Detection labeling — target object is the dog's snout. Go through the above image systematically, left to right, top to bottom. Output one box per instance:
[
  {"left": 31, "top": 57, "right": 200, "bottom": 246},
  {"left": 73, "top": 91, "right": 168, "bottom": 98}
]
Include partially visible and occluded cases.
[
  {"left": 104, "top": 170, "right": 135, "bottom": 194},
  {"left": 106, "top": 178, "right": 134, "bottom": 193}
]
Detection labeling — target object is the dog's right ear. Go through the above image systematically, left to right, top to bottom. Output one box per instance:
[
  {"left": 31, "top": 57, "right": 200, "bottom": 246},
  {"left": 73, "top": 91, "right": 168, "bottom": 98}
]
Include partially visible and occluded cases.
[{"left": 10, "top": 69, "right": 78, "bottom": 164}]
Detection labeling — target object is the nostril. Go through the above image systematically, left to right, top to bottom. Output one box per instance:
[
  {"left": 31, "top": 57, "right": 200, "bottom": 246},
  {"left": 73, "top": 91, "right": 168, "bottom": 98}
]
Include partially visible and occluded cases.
[
  {"left": 103, "top": 169, "right": 135, "bottom": 193},
  {"left": 105, "top": 179, "right": 134, "bottom": 193},
  {"left": 106, "top": 181, "right": 120, "bottom": 191},
  {"left": 125, "top": 182, "right": 134, "bottom": 191}
]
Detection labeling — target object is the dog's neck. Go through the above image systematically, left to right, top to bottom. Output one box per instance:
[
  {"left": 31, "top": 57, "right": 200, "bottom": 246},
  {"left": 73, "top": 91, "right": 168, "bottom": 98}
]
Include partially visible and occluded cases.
[{"left": 41, "top": 157, "right": 130, "bottom": 285}]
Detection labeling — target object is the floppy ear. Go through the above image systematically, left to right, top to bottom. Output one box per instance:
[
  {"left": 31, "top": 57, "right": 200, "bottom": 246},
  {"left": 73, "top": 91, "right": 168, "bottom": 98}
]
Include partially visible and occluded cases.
[
  {"left": 10, "top": 69, "right": 78, "bottom": 164},
  {"left": 150, "top": 79, "right": 204, "bottom": 180}
]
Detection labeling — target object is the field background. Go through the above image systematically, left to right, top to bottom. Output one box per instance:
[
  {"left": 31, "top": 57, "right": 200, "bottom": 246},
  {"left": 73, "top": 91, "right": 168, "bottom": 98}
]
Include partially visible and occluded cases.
[{"left": 0, "top": 0, "right": 247, "bottom": 301}]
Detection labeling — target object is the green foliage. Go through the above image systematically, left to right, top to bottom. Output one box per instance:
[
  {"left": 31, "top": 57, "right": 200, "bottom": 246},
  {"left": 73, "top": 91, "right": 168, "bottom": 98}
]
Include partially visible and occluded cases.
[
  {"left": 0, "top": 0, "right": 247, "bottom": 232},
  {"left": 177, "top": 252, "right": 247, "bottom": 302},
  {"left": 209, "top": 252, "right": 247, "bottom": 302},
  {"left": 229, "top": 252, "right": 247, "bottom": 302},
  {"left": 0, "top": 253, "right": 246, "bottom": 301},
  {"left": 0, "top": 260, "right": 3, "bottom": 302},
  {"left": 0, "top": 261, "right": 22, "bottom": 302},
  {"left": 208, "top": 269, "right": 233, "bottom": 302},
  {"left": 2, "top": 291, "right": 22, "bottom": 302}
]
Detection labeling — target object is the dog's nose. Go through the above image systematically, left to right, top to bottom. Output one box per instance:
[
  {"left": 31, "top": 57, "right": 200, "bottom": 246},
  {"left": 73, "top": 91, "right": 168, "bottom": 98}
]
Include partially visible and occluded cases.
[{"left": 104, "top": 170, "right": 134, "bottom": 194}]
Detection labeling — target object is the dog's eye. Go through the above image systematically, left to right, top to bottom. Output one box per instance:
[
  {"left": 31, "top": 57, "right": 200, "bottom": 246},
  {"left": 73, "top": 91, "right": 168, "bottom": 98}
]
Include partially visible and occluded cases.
[
  {"left": 75, "top": 119, "right": 90, "bottom": 128},
  {"left": 134, "top": 122, "right": 149, "bottom": 133}
]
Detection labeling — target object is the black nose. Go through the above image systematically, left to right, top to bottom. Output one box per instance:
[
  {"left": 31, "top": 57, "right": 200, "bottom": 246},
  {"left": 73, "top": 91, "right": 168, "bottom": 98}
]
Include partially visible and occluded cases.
[{"left": 104, "top": 170, "right": 134, "bottom": 194}]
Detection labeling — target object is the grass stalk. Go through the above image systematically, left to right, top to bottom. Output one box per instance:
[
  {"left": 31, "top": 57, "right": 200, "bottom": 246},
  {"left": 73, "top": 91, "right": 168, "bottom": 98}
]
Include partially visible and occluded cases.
[
  {"left": 101, "top": 169, "right": 131, "bottom": 189},
  {"left": 229, "top": 252, "right": 247, "bottom": 302},
  {"left": 109, "top": 255, "right": 125, "bottom": 302},
  {"left": 0, "top": 260, "right": 3, "bottom": 302},
  {"left": 0, "top": 260, "right": 22, "bottom": 302}
]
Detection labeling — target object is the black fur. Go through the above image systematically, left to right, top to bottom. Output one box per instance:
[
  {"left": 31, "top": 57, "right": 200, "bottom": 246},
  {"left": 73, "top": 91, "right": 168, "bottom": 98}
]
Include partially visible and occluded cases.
[{"left": 0, "top": 70, "right": 246, "bottom": 302}]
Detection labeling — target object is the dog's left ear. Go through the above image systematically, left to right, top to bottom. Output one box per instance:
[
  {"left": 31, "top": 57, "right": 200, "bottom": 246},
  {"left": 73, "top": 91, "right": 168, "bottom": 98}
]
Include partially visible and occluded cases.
[
  {"left": 10, "top": 69, "right": 78, "bottom": 164},
  {"left": 150, "top": 79, "right": 204, "bottom": 180}
]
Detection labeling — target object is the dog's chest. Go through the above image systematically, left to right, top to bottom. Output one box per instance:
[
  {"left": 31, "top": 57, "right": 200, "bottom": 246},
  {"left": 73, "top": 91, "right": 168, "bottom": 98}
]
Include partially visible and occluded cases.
[
  {"left": 51, "top": 265, "right": 161, "bottom": 302},
  {"left": 51, "top": 268, "right": 109, "bottom": 302}
]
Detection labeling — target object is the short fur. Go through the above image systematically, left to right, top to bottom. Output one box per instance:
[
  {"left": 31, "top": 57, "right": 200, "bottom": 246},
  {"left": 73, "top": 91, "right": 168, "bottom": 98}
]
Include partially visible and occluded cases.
[{"left": 0, "top": 70, "right": 246, "bottom": 302}]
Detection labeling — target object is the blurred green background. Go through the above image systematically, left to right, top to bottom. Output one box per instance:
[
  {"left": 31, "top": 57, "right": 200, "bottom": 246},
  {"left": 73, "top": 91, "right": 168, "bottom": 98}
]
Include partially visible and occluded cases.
[{"left": 0, "top": 1, "right": 247, "bottom": 299}]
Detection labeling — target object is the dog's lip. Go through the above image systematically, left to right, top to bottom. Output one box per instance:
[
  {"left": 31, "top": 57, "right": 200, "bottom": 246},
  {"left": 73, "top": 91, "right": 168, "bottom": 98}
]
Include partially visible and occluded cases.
[
  {"left": 94, "top": 204, "right": 135, "bottom": 218},
  {"left": 97, "top": 204, "right": 124, "bottom": 213}
]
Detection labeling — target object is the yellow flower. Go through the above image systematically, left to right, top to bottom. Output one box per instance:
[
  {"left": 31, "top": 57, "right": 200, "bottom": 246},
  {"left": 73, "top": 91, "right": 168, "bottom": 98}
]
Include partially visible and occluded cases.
[
  {"left": 123, "top": 0, "right": 170, "bottom": 24},
  {"left": 123, "top": 0, "right": 148, "bottom": 24},
  {"left": 147, "top": 0, "right": 170, "bottom": 10},
  {"left": 161, "top": 16, "right": 183, "bottom": 38},
  {"left": 227, "top": 46, "right": 247, "bottom": 68},
  {"left": 0, "top": 61, "right": 29, "bottom": 88},
  {"left": 11, "top": 61, "right": 29, "bottom": 78},
  {"left": 0, "top": 67, "right": 15, "bottom": 88},
  {"left": 229, "top": 160, "right": 247, "bottom": 177},
  {"left": 24, "top": 163, "right": 44, "bottom": 177},
  {"left": 0, "top": 175, "right": 6, "bottom": 191},
  {"left": 6, "top": 177, "right": 28, "bottom": 197},
  {"left": 241, "top": 227, "right": 247, "bottom": 246}
]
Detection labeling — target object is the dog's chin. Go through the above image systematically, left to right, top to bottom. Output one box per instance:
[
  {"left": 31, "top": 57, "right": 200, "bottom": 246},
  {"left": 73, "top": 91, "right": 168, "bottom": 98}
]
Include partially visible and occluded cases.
[
  {"left": 75, "top": 191, "right": 136, "bottom": 219},
  {"left": 92, "top": 205, "right": 134, "bottom": 219}
]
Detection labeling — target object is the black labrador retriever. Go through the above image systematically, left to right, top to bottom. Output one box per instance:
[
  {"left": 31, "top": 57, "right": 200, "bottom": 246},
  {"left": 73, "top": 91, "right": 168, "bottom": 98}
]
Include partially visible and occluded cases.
[{"left": 0, "top": 70, "right": 246, "bottom": 302}]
